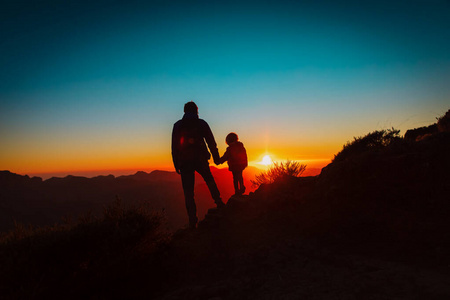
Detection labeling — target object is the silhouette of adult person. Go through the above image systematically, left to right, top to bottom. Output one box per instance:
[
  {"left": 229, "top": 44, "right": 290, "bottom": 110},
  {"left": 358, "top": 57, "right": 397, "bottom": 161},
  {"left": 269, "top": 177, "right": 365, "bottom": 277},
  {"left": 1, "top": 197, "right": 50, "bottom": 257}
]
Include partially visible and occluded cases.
[{"left": 172, "top": 101, "right": 225, "bottom": 229}]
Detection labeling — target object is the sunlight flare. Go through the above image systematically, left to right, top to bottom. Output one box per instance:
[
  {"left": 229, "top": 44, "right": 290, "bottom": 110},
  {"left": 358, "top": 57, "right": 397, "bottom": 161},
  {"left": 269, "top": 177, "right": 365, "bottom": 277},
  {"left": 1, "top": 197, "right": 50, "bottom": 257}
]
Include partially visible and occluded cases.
[{"left": 261, "top": 155, "right": 273, "bottom": 166}]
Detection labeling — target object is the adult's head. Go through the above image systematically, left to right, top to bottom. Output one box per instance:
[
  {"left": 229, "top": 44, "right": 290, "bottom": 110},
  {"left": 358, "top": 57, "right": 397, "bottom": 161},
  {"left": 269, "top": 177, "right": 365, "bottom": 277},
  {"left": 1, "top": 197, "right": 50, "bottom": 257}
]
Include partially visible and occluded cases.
[{"left": 184, "top": 101, "right": 198, "bottom": 114}]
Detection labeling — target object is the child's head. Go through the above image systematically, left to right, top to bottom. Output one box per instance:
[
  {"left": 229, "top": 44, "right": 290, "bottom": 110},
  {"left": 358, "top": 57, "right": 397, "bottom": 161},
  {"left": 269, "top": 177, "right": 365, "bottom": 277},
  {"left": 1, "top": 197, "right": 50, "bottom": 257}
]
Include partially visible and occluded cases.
[{"left": 226, "top": 132, "right": 238, "bottom": 145}]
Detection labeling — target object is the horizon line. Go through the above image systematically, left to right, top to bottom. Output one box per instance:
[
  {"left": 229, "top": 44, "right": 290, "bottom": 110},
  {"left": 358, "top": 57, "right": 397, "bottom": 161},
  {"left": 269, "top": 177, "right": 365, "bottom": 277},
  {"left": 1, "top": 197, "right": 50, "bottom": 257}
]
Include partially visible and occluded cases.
[{"left": 7, "top": 160, "right": 330, "bottom": 180}]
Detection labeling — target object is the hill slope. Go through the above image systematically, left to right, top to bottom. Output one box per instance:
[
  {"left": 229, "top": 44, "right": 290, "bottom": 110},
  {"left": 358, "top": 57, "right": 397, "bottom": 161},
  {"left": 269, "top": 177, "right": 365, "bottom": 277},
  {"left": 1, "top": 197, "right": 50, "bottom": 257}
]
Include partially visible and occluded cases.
[{"left": 153, "top": 120, "right": 450, "bottom": 299}]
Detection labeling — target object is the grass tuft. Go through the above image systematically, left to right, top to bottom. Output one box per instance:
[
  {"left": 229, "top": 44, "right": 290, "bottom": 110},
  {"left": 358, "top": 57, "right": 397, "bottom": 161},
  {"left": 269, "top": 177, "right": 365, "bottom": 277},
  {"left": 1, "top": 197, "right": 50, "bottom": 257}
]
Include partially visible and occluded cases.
[{"left": 251, "top": 160, "right": 306, "bottom": 187}]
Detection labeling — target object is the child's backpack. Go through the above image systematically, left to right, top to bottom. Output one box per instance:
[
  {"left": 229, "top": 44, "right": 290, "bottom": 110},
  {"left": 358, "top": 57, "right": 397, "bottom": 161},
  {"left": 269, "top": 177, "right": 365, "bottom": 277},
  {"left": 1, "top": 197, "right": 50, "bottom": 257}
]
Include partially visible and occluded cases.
[{"left": 229, "top": 142, "right": 248, "bottom": 170}]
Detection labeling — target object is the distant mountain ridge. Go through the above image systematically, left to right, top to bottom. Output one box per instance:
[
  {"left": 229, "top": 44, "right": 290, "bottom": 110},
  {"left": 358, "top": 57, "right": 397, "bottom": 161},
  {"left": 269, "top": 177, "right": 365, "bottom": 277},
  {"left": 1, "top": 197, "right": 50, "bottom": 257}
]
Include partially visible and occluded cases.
[{"left": 0, "top": 167, "right": 262, "bottom": 232}]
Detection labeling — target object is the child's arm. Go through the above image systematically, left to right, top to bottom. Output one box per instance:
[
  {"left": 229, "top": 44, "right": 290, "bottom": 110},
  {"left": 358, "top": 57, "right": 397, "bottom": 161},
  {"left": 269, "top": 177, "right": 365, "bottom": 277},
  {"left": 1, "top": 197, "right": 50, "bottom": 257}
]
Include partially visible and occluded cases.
[{"left": 218, "top": 149, "right": 229, "bottom": 164}]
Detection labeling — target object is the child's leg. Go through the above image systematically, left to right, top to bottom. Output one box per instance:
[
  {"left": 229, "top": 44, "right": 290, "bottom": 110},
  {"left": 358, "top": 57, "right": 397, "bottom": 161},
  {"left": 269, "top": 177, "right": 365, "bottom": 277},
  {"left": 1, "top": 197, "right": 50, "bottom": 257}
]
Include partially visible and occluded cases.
[
  {"left": 237, "top": 170, "right": 245, "bottom": 194},
  {"left": 232, "top": 171, "right": 240, "bottom": 195}
]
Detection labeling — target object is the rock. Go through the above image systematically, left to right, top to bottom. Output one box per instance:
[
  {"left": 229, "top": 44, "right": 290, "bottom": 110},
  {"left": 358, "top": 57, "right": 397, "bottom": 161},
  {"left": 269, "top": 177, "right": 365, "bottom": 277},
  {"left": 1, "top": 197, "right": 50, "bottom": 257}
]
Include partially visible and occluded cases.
[{"left": 404, "top": 124, "right": 438, "bottom": 141}]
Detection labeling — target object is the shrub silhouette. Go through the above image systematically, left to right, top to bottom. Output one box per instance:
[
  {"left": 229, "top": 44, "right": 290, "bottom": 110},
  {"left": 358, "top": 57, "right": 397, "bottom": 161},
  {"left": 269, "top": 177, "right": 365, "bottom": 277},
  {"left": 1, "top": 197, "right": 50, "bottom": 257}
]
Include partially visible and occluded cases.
[
  {"left": 437, "top": 109, "right": 450, "bottom": 132},
  {"left": 333, "top": 128, "right": 401, "bottom": 162},
  {"left": 251, "top": 160, "right": 306, "bottom": 187},
  {"left": 0, "top": 197, "right": 169, "bottom": 299}
]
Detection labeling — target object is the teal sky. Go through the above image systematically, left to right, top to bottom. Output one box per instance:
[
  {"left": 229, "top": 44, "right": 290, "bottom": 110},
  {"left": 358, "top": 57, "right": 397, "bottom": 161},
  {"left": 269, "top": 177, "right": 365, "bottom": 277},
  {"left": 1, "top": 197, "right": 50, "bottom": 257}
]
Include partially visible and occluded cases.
[{"left": 1, "top": 0, "right": 449, "bottom": 176}]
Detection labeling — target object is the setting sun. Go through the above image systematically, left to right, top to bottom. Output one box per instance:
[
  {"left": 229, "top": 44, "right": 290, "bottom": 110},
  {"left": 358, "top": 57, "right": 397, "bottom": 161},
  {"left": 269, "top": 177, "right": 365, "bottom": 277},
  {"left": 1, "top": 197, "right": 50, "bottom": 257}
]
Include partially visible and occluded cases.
[{"left": 261, "top": 155, "right": 273, "bottom": 166}]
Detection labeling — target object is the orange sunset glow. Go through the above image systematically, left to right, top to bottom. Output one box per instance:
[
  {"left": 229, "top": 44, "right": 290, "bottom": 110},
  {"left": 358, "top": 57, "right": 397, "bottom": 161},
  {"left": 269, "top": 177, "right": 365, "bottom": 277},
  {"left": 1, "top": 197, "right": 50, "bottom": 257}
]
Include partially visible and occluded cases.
[{"left": 3, "top": 123, "right": 340, "bottom": 178}]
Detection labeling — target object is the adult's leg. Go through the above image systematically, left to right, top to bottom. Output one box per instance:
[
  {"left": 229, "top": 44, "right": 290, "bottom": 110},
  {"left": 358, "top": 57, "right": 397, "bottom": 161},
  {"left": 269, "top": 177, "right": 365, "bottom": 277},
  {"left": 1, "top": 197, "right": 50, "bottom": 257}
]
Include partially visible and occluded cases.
[
  {"left": 196, "top": 160, "right": 223, "bottom": 206},
  {"left": 180, "top": 165, "right": 197, "bottom": 227}
]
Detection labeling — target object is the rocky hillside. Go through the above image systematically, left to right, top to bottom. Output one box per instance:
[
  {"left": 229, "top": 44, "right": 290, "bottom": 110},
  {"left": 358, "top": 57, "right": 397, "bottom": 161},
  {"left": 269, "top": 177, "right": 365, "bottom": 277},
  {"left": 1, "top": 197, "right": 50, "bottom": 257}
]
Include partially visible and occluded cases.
[{"left": 156, "top": 114, "right": 450, "bottom": 299}]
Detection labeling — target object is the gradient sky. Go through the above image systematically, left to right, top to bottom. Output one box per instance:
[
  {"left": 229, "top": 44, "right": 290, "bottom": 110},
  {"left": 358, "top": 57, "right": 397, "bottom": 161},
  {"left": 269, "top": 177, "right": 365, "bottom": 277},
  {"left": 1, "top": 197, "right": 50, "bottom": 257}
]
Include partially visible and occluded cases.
[{"left": 1, "top": 0, "right": 449, "bottom": 177}]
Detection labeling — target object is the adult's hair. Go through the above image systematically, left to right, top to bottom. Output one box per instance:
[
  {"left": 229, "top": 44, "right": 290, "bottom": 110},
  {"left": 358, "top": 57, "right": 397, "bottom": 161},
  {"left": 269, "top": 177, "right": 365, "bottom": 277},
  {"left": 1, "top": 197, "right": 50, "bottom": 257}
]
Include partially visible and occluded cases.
[
  {"left": 184, "top": 101, "right": 198, "bottom": 114},
  {"left": 226, "top": 132, "right": 238, "bottom": 145}
]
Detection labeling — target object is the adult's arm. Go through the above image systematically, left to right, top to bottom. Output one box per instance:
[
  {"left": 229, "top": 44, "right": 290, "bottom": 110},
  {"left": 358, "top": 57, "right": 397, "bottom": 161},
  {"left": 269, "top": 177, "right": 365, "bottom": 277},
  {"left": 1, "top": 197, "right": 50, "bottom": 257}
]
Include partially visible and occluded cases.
[
  {"left": 202, "top": 120, "right": 220, "bottom": 164},
  {"left": 171, "top": 122, "right": 181, "bottom": 173}
]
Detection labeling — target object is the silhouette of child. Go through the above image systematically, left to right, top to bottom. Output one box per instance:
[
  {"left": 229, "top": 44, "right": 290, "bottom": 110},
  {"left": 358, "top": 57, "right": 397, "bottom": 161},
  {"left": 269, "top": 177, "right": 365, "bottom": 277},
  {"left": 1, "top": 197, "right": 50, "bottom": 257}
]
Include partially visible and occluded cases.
[{"left": 219, "top": 133, "right": 248, "bottom": 196}]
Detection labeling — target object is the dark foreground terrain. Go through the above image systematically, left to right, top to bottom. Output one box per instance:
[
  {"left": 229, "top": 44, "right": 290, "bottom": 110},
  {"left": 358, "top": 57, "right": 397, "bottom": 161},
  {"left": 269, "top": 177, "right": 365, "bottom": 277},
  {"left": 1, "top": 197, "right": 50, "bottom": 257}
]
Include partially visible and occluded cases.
[{"left": 1, "top": 111, "right": 450, "bottom": 299}]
